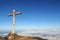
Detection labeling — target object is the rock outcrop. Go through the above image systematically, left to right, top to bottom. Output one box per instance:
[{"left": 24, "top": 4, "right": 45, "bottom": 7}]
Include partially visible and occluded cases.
[
  {"left": 0, "top": 33, "right": 48, "bottom": 40},
  {"left": 0, "top": 37, "right": 4, "bottom": 40}
]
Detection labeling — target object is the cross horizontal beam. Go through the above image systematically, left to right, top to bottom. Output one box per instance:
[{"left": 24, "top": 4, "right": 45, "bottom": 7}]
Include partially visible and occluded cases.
[{"left": 8, "top": 12, "right": 22, "bottom": 16}]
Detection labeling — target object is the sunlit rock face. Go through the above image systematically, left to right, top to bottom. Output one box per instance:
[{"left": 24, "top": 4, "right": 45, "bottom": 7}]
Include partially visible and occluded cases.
[
  {"left": 4, "top": 33, "right": 47, "bottom": 40},
  {"left": 0, "top": 37, "right": 4, "bottom": 40}
]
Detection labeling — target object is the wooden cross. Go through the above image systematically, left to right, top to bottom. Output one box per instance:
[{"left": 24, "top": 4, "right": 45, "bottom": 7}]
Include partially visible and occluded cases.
[{"left": 8, "top": 9, "right": 22, "bottom": 34}]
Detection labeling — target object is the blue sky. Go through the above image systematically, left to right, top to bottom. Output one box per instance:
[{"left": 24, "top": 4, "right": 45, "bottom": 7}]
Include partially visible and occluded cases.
[{"left": 0, "top": 0, "right": 60, "bottom": 31}]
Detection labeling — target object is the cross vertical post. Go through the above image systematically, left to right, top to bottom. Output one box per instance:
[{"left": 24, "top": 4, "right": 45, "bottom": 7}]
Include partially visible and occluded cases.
[{"left": 12, "top": 10, "right": 15, "bottom": 34}]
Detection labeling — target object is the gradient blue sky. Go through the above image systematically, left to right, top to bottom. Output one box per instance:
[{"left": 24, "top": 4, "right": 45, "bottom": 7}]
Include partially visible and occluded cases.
[{"left": 0, "top": 0, "right": 60, "bottom": 31}]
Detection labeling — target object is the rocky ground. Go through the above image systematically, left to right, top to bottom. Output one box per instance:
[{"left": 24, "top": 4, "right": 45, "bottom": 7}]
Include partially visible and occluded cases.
[{"left": 0, "top": 33, "right": 47, "bottom": 40}]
